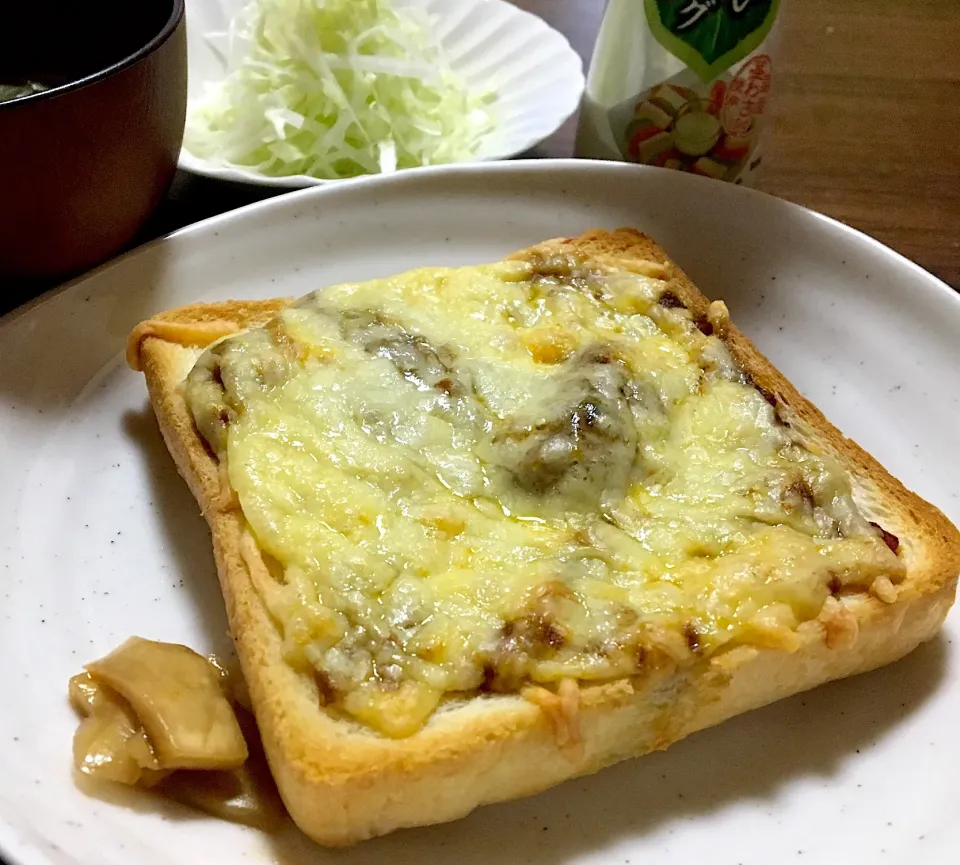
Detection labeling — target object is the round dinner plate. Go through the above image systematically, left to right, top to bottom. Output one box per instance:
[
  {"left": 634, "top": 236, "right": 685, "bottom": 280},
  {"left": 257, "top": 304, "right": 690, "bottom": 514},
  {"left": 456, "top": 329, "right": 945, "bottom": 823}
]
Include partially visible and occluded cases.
[
  {"left": 179, "top": 0, "right": 585, "bottom": 186},
  {"left": 2, "top": 161, "right": 960, "bottom": 865}
]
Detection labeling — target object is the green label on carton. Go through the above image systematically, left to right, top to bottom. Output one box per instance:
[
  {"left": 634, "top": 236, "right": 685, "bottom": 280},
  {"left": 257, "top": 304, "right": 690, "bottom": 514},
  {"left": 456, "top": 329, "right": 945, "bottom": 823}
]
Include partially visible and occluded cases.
[{"left": 644, "top": 0, "right": 781, "bottom": 81}]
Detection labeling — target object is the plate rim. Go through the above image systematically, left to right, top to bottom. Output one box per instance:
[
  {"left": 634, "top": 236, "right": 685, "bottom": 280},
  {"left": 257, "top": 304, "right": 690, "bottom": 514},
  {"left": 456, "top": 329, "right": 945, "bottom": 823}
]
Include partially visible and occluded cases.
[{"left": 6, "top": 159, "right": 958, "bottom": 333}]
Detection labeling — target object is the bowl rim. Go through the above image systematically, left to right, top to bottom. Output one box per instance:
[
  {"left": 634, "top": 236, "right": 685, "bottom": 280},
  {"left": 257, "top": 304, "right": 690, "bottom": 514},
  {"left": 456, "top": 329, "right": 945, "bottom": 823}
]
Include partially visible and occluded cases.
[{"left": 0, "top": 0, "right": 185, "bottom": 111}]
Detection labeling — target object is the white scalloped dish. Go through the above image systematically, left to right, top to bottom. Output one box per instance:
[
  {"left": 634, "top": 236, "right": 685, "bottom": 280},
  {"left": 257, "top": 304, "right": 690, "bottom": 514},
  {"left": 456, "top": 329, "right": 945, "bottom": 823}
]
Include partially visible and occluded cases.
[{"left": 178, "top": 0, "right": 585, "bottom": 187}]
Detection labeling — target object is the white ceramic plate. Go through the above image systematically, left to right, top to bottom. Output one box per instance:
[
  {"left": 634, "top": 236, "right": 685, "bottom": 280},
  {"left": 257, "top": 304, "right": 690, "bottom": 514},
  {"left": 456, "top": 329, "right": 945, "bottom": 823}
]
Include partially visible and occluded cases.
[
  {"left": 179, "top": 0, "right": 585, "bottom": 187},
  {"left": 2, "top": 161, "right": 960, "bottom": 865}
]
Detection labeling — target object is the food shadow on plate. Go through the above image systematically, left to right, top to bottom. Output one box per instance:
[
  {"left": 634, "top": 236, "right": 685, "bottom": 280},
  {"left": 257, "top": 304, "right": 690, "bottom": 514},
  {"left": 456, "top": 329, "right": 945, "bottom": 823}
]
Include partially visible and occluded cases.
[
  {"left": 118, "top": 399, "right": 950, "bottom": 865},
  {"left": 122, "top": 404, "right": 235, "bottom": 658},
  {"left": 264, "top": 636, "right": 948, "bottom": 865}
]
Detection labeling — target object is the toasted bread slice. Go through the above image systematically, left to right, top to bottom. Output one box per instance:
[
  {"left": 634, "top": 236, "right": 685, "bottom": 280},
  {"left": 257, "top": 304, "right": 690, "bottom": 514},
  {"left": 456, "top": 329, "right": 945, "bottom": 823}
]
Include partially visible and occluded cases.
[{"left": 127, "top": 229, "right": 960, "bottom": 845}]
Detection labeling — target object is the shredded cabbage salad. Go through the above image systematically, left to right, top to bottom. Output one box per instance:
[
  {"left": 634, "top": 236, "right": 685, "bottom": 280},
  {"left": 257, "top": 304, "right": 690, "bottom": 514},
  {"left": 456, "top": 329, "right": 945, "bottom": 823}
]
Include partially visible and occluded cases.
[{"left": 184, "top": 0, "right": 496, "bottom": 179}]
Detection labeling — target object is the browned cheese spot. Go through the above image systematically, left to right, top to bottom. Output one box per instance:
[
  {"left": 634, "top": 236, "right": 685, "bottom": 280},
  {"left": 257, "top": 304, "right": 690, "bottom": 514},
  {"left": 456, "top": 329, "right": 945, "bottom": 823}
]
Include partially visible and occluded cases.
[
  {"left": 658, "top": 290, "right": 686, "bottom": 310},
  {"left": 782, "top": 479, "right": 815, "bottom": 516},
  {"left": 870, "top": 522, "right": 901, "bottom": 555},
  {"left": 683, "top": 623, "right": 702, "bottom": 654},
  {"left": 315, "top": 671, "right": 337, "bottom": 707}
]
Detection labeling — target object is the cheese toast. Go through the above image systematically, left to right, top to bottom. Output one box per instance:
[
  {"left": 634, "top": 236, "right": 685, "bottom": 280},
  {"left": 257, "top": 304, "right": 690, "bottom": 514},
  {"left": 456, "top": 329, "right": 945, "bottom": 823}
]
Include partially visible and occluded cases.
[{"left": 127, "top": 229, "right": 960, "bottom": 845}]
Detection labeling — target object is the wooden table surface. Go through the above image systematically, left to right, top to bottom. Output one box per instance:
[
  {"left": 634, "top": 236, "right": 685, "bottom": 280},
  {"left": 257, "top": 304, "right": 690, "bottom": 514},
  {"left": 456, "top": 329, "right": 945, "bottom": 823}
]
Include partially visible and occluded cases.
[
  {"left": 4, "top": 0, "right": 958, "bottom": 313},
  {"left": 517, "top": 0, "right": 960, "bottom": 289}
]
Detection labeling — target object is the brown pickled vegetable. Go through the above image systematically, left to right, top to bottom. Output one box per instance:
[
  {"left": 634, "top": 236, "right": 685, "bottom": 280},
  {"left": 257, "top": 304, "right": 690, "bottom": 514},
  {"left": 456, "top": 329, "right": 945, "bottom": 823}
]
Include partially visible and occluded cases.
[
  {"left": 85, "top": 637, "right": 247, "bottom": 770},
  {"left": 71, "top": 638, "right": 284, "bottom": 832},
  {"left": 206, "top": 654, "right": 253, "bottom": 712},
  {"left": 68, "top": 673, "right": 102, "bottom": 714},
  {"left": 69, "top": 673, "right": 167, "bottom": 787},
  {"left": 156, "top": 710, "right": 285, "bottom": 832}
]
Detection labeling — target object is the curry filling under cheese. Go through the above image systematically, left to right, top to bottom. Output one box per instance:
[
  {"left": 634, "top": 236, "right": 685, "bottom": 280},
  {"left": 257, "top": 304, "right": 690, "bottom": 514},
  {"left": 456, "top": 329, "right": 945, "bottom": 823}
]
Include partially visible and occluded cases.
[{"left": 184, "top": 252, "right": 903, "bottom": 737}]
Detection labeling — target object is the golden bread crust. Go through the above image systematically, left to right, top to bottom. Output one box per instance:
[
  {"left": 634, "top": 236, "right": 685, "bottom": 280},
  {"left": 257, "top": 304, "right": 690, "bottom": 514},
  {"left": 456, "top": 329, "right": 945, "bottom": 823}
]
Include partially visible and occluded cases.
[{"left": 131, "top": 229, "right": 960, "bottom": 845}]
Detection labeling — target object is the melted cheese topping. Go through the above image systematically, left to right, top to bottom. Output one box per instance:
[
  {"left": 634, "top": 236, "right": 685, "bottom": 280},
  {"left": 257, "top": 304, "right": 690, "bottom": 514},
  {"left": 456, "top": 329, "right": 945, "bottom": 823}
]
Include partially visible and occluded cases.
[{"left": 185, "top": 253, "right": 903, "bottom": 737}]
